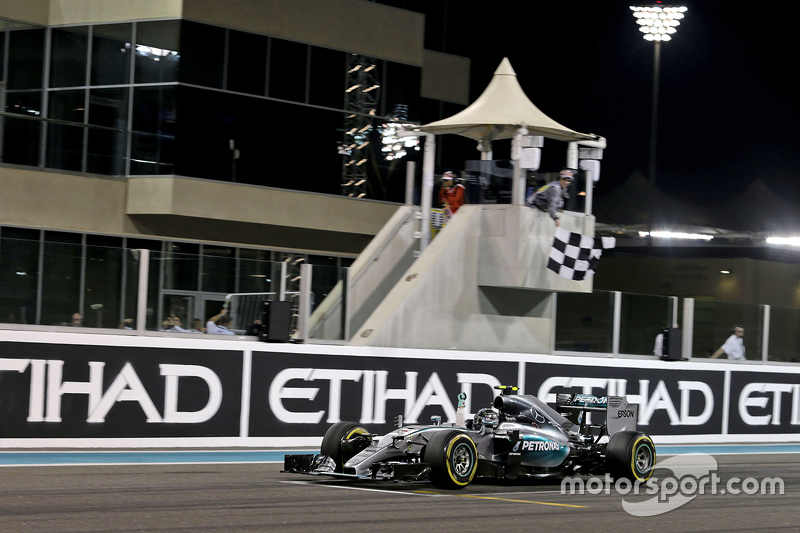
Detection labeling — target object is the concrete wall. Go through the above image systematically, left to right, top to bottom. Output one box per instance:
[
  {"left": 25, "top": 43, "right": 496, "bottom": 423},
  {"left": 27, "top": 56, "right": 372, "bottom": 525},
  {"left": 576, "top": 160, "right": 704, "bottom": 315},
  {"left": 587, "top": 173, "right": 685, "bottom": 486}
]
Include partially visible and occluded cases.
[
  {"left": 0, "top": 0, "right": 50, "bottom": 25},
  {"left": 47, "top": 0, "right": 183, "bottom": 25},
  {"left": 183, "top": 0, "right": 425, "bottom": 66},
  {"left": 0, "top": 166, "right": 130, "bottom": 234},
  {"left": 0, "top": 167, "right": 398, "bottom": 254},
  {"left": 308, "top": 205, "right": 417, "bottom": 339},
  {"left": 350, "top": 205, "right": 594, "bottom": 352}
]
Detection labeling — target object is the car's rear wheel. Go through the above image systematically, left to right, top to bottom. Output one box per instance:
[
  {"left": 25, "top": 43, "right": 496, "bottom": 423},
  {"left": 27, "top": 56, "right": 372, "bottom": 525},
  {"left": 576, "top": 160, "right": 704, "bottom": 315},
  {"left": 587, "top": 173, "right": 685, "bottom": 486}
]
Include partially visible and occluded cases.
[
  {"left": 320, "top": 421, "right": 369, "bottom": 472},
  {"left": 424, "top": 430, "right": 477, "bottom": 489},
  {"left": 605, "top": 431, "right": 656, "bottom": 482}
]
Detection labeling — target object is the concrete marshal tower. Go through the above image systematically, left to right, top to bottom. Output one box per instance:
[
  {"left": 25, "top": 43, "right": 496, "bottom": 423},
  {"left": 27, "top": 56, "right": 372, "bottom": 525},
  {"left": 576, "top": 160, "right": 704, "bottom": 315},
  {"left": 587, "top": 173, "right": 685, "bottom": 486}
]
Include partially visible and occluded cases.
[{"left": 309, "top": 59, "right": 608, "bottom": 354}]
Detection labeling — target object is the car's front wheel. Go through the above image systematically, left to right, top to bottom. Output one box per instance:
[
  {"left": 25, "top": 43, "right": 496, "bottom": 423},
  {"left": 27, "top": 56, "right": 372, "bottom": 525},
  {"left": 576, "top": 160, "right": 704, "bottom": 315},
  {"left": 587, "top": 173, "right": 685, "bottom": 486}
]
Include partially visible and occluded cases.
[
  {"left": 320, "top": 421, "right": 369, "bottom": 472},
  {"left": 423, "top": 430, "right": 478, "bottom": 489},
  {"left": 605, "top": 431, "right": 656, "bottom": 482}
]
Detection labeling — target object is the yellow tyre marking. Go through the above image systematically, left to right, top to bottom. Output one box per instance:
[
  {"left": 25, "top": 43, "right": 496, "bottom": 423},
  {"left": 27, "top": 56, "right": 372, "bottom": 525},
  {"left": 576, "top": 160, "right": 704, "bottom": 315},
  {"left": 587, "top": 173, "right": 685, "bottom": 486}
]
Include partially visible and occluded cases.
[
  {"left": 345, "top": 427, "right": 367, "bottom": 439},
  {"left": 446, "top": 435, "right": 477, "bottom": 486},
  {"left": 630, "top": 436, "right": 655, "bottom": 482}
]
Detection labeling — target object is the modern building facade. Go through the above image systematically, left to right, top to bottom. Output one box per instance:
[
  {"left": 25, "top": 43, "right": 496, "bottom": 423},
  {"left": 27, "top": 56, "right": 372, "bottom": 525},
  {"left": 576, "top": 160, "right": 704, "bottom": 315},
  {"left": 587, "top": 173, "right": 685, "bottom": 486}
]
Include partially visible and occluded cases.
[{"left": 0, "top": 0, "right": 471, "bottom": 328}]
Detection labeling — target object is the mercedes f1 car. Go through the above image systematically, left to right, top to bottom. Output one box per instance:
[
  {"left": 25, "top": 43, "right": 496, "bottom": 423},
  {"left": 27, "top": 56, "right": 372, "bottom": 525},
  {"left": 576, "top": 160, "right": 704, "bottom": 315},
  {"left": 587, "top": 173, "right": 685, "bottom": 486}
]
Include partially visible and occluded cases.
[{"left": 283, "top": 385, "right": 656, "bottom": 489}]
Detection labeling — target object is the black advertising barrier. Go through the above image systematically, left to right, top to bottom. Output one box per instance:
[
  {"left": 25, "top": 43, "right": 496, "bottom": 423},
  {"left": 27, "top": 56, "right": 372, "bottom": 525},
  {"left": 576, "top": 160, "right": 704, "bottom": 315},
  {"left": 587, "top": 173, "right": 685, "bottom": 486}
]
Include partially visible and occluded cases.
[
  {"left": 1, "top": 331, "right": 800, "bottom": 443},
  {"left": 0, "top": 341, "right": 243, "bottom": 438},
  {"left": 248, "top": 350, "right": 520, "bottom": 437},
  {"left": 524, "top": 362, "right": 725, "bottom": 436},
  {"left": 728, "top": 369, "right": 800, "bottom": 434}
]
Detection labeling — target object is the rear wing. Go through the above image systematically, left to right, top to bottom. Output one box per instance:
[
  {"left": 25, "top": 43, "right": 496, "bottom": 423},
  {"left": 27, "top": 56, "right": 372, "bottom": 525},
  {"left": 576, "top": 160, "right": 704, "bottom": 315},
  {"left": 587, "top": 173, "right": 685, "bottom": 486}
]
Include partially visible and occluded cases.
[{"left": 555, "top": 394, "right": 638, "bottom": 435}]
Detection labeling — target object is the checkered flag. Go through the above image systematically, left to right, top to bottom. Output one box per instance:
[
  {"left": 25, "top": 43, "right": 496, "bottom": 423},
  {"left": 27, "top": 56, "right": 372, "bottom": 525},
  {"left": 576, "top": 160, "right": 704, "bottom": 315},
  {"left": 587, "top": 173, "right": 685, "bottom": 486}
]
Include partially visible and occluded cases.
[{"left": 547, "top": 227, "right": 615, "bottom": 281}]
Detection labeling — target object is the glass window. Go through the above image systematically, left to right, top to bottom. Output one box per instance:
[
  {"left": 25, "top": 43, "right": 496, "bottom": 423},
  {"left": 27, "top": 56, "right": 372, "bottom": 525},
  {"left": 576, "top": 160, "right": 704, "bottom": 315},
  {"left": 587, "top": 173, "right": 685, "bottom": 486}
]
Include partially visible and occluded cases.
[
  {"left": 134, "top": 20, "right": 180, "bottom": 84},
  {"left": 179, "top": 21, "right": 224, "bottom": 89},
  {"left": 91, "top": 23, "right": 132, "bottom": 86},
  {"left": 6, "top": 26, "right": 45, "bottom": 90},
  {"left": 49, "top": 27, "right": 89, "bottom": 88},
  {"left": 227, "top": 30, "right": 267, "bottom": 95},
  {"left": 268, "top": 38, "right": 307, "bottom": 102},
  {"left": 309, "top": 46, "right": 345, "bottom": 109},
  {"left": 384, "top": 61, "right": 422, "bottom": 122},
  {"left": 132, "top": 85, "right": 176, "bottom": 134},
  {"left": 131, "top": 86, "right": 176, "bottom": 174},
  {"left": 174, "top": 86, "right": 230, "bottom": 180},
  {"left": 86, "top": 88, "right": 128, "bottom": 175},
  {"left": 48, "top": 89, "right": 86, "bottom": 123},
  {"left": 4, "top": 90, "right": 42, "bottom": 117},
  {"left": 2, "top": 116, "right": 41, "bottom": 166},
  {"left": 46, "top": 123, "right": 84, "bottom": 171},
  {"left": 130, "top": 132, "right": 174, "bottom": 175},
  {"left": 0, "top": 228, "right": 40, "bottom": 325},
  {"left": 40, "top": 232, "right": 82, "bottom": 326},
  {"left": 84, "top": 235, "right": 123, "bottom": 328},
  {"left": 163, "top": 241, "right": 199, "bottom": 291},
  {"left": 202, "top": 245, "right": 236, "bottom": 294},
  {"left": 238, "top": 249, "right": 273, "bottom": 293},
  {"left": 308, "top": 255, "right": 339, "bottom": 312},
  {"left": 555, "top": 291, "right": 614, "bottom": 353},
  {"left": 619, "top": 293, "right": 673, "bottom": 355}
]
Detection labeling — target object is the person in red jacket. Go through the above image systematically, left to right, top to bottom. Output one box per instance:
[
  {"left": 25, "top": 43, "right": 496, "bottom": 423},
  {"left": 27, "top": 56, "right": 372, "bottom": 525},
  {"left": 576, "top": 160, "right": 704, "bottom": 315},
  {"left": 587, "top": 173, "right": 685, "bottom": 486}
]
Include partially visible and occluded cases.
[{"left": 439, "top": 171, "right": 465, "bottom": 219}]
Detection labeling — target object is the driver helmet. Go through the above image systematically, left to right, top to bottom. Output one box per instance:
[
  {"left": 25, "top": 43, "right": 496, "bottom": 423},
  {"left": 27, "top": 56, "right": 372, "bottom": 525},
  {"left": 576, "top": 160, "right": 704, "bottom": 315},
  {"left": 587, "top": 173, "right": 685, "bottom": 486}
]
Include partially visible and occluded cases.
[
  {"left": 441, "top": 171, "right": 456, "bottom": 181},
  {"left": 473, "top": 407, "right": 499, "bottom": 430}
]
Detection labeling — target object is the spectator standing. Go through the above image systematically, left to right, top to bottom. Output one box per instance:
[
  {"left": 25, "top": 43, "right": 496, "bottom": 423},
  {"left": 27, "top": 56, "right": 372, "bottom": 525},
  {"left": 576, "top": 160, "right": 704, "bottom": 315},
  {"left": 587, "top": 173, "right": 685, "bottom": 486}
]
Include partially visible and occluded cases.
[
  {"left": 527, "top": 168, "right": 574, "bottom": 226},
  {"left": 438, "top": 171, "right": 465, "bottom": 218},
  {"left": 711, "top": 325, "right": 746, "bottom": 360}
]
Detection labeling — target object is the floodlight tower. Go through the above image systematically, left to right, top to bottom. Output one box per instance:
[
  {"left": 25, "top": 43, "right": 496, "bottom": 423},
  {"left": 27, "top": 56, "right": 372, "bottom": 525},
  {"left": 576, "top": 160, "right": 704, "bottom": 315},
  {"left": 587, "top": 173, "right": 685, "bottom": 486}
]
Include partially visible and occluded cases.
[
  {"left": 630, "top": 5, "right": 687, "bottom": 191},
  {"left": 341, "top": 54, "right": 380, "bottom": 198}
]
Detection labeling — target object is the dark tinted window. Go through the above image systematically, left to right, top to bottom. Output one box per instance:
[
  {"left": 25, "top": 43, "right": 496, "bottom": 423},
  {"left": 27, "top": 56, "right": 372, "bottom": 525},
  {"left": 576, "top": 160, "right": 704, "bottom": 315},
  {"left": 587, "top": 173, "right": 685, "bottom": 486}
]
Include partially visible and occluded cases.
[
  {"left": 135, "top": 20, "right": 180, "bottom": 84},
  {"left": 179, "top": 21, "right": 224, "bottom": 88},
  {"left": 91, "top": 24, "right": 132, "bottom": 86},
  {"left": 7, "top": 27, "right": 45, "bottom": 90},
  {"left": 49, "top": 27, "right": 89, "bottom": 88},
  {"left": 227, "top": 30, "right": 267, "bottom": 95},
  {"left": 268, "top": 38, "right": 307, "bottom": 102},
  {"left": 309, "top": 46, "right": 345, "bottom": 109},
  {"left": 384, "top": 61, "right": 422, "bottom": 122},
  {"left": 132, "top": 86, "right": 176, "bottom": 134},
  {"left": 48, "top": 89, "right": 86, "bottom": 122},
  {"left": 4, "top": 90, "right": 42, "bottom": 116},
  {"left": 2, "top": 117, "right": 41, "bottom": 166},
  {"left": 46, "top": 123, "right": 84, "bottom": 171},
  {"left": 0, "top": 229, "right": 40, "bottom": 325},
  {"left": 40, "top": 232, "right": 83, "bottom": 326},
  {"left": 85, "top": 235, "right": 124, "bottom": 328},
  {"left": 163, "top": 241, "right": 200, "bottom": 291},
  {"left": 202, "top": 245, "right": 236, "bottom": 293}
]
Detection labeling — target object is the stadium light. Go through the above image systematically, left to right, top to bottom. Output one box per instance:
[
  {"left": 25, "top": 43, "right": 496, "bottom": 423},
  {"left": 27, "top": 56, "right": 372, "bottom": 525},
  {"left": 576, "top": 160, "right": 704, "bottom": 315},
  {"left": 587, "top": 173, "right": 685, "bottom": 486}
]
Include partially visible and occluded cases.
[
  {"left": 630, "top": 5, "right": 687, "bottom": 41},
  {"left": 630, "top": 5, "right": 687, "bottom": 232},
  {"left": 639, "top": 230, "right": 713, "bottom": 241},
  {"left": 766, "top": 237, "right": 800, "bottom": 246}
]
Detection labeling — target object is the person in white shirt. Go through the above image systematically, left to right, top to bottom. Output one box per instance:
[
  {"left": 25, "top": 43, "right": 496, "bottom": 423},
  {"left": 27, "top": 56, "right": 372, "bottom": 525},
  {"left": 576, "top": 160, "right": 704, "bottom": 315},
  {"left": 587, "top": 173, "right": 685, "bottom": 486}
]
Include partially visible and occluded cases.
[
  {"left": 206, "top": 310, "right": 236, "bottom": 335},
  {"left": 711, "top": 325, "right": 745, "bottom": 360}
]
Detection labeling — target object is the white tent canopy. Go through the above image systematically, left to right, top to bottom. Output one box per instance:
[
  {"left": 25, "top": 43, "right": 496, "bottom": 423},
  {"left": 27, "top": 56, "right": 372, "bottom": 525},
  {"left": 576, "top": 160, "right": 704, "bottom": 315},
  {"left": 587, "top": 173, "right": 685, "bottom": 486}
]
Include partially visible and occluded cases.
[{"left": 419, "top": 58, "right": 598, "bottom": 143}]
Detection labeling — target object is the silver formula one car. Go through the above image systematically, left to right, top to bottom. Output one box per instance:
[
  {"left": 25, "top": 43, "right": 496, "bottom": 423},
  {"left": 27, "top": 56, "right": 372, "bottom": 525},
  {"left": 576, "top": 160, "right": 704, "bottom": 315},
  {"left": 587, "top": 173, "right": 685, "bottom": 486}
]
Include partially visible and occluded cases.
[{"left": 283, "top": 385, "right": 656, "bottom": 489}]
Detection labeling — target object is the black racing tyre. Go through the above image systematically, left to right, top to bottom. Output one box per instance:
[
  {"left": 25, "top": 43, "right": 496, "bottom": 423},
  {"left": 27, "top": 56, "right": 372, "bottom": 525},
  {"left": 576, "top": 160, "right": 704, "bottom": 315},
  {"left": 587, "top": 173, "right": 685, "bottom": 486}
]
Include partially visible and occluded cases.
[
  {"left": 320, "top": 421, "right": 369, "bottom": 472},
  {"left": 423, "top": 430, "right": 478, "bottom": 489},
  {"left": 605, "top": 431, "right": 656, "bottom": 482}
]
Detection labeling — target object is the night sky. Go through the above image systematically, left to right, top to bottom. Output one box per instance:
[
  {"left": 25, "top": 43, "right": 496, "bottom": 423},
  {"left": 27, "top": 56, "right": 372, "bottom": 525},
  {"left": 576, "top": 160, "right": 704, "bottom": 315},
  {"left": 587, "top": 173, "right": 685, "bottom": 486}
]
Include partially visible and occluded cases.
[{"left": 413, "top": 0, "right": 799, "bottom": 228}]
